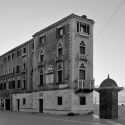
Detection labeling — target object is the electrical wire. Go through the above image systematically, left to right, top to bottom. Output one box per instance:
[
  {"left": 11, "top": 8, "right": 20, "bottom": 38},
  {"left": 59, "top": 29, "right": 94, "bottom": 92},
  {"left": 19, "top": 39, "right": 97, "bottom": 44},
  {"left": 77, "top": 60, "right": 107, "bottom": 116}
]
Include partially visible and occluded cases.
[{"left": 95, "top": 0, "right": 125, "bottom": 40}]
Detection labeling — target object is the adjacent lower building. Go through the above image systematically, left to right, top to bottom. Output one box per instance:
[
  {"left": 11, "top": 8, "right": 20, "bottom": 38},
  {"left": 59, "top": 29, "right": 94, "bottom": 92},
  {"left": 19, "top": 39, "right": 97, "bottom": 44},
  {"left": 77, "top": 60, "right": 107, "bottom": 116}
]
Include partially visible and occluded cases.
[{"left": 0, "top": 13, "right": 95, "bottom": 115}]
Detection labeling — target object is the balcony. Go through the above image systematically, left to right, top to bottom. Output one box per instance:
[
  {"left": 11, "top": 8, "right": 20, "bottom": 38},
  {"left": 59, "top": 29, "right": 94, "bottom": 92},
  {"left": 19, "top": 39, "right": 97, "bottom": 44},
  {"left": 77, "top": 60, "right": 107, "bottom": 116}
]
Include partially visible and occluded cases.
[
  {"left": 79, "top": 32, "right": 90, "bottom": 37},
  {"left": 79, "top": 54, "right": 88, "bottom": 61},
  {"left": 55, "top": 55, "right": 63, "bottom": 62},
  {"left": 38, "top": 61, "right": 45, "bottom": 68},
  {"left": 73, "top": 79, "right": 94, "bottom": 93}
]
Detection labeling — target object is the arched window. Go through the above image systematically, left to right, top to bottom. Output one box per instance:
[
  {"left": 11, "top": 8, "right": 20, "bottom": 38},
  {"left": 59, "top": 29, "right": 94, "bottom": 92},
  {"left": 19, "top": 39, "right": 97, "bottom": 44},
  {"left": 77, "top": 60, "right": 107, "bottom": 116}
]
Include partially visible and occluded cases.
[
  {"left": 80, "top": 40, "right": 85, "bottom": 55},
  {"left": 57, "top": 42, "right": 63, "bottom": 56},
  {"left": 39, "top": 50, "right": 44, "bottom": 62},
  {"left": 79, "top": 63, "right": 86, "bottom": 80}
]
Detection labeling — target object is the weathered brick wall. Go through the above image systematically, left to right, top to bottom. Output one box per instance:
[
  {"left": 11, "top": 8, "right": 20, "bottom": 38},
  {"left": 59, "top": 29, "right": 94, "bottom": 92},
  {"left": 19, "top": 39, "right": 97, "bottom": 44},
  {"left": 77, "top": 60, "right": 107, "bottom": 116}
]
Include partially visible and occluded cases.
[{"left": 33, "top": 19, "right": 71, "bottom": 90}]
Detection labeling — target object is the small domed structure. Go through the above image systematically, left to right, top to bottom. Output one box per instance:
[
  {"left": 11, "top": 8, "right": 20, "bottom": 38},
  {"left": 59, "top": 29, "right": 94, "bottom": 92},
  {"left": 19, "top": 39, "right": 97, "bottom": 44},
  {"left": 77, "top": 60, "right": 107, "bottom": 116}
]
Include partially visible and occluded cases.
[
  {"left": 95, "top": 74, "right": 123, "bottom": 119},
  {"left": 100, "top": 75, "right": 118, "bottom": 88}
]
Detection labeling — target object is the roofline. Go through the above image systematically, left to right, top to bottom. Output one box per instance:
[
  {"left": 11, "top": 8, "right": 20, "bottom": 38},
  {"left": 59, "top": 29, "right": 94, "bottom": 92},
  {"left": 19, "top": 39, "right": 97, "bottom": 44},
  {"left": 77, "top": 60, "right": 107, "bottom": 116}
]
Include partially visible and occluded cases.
[
  {"left": 32, "top": 13, "right": 95, "bottom": 37},
  {"left": 0, "top": 38, "right": 33, "bottom": 57}
]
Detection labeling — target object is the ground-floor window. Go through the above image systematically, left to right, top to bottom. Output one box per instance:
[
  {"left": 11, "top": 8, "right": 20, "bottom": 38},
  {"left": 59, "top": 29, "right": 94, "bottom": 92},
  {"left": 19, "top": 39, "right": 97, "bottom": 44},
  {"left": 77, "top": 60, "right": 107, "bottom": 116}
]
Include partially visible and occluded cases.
[
  {"left": 57, "top": 96, "right": 62, "bottom": 105},
  {"left": 80, "top": 96, "right": 86, "bottom": 105}
]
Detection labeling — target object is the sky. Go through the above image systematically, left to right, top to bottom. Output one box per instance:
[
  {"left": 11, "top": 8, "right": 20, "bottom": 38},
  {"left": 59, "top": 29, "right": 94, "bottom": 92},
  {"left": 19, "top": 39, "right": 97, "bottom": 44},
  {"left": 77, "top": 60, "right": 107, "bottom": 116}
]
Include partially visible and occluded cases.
[{"left": 0, "top": 0, "right": 125, "bottom": 87}]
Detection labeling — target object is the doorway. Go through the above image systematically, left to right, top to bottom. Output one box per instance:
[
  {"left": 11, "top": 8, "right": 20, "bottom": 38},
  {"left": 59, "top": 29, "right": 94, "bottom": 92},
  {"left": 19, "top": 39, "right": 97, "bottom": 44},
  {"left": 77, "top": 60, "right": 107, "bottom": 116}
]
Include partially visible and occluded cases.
[
  {"left": 5, "top": 99, "right": 10, "bottom": 110},
  {"left": 17, "top": 99, "right": 20, "bottom": 111},
  {"left": 39, "top": 99, "right": 43, "bottom": 113}
]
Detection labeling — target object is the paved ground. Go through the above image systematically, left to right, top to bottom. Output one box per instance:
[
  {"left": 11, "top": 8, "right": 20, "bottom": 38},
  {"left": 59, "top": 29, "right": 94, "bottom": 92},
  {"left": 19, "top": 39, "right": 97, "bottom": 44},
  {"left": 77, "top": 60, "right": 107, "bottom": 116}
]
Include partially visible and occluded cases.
[{"left": 0, "top": 105, "right": 125, "bottom": 125}]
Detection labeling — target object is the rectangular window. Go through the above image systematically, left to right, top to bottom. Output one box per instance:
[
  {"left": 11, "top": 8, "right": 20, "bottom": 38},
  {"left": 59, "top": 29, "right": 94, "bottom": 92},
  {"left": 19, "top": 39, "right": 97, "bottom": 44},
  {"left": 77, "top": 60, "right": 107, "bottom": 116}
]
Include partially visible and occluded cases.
[
  {"left": 77, "top": 22, "right": 90, "bottom": 35},
  {"left": 56, "top": 26, "right": 65, "bottom": 38},
  {"left": 39, "top": 35, "right": 46, "bottom": 45},
  {"left": 80, "top": 46, "right": 85, "bottom": 54},
  {"left": 23, "top": 47, "right": 26, "bottom": 53},
  {"left": 58, "top": 48, "right": 63, "bottom": 56},
  {"left": 17, "top": 50, "right": 21, "bottom": 57},
  {"left": 12, "top": 53, "right": 16, "bottom": 59},
  {"left": 40, "top": 54, "right": 44, "bottom": 62},
  {"left": 8, "top": 55, "right": 11, "bottom": 61},
  {"left": 16, "top": 65, "right": 20, "bottom": 73},
  {"left": 79, "top": 69, "right": 85, "bottom": 80},
  {"left": 58, "top": 70, "right": 62, "bottom": 83},
  {"left": 40, "top": 74, "right": 43, "bottom": 86},
  {"left": 17, "top": 80, "right": 21, "bottom": 88},
  {"left": 23, "top": 80, "right": 26, "bottom": 89},
  {"left": 12, "top": 81, "right": 15, "bottom": 89},
  {"left": 9, "top": 82, "right": 11, "bottom": 89},
  {"left": 3, "top": 83, "right": 6, "bottom": 90},
  {"left": 57, "top": 97, "right": 62, "bottom": 105},
  {"left": 80, "top": 97, "right": 86, "bottom": 105},
  {"left": 23, "top": 98, "right": 26, "bottom": 105}
]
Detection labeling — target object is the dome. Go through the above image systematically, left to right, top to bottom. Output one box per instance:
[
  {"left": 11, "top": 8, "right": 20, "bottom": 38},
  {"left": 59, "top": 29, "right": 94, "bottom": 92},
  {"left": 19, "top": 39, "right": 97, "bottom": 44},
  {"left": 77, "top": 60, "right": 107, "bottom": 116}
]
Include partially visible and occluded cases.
[{"left": 100, "top": 75, "right": 118, "bottom": 87}]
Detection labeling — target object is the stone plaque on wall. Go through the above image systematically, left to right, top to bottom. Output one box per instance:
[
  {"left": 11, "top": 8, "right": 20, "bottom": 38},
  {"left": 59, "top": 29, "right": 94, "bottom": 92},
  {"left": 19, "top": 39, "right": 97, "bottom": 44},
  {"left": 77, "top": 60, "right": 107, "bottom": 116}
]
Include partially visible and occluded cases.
[{"left": 46, "top": 74, "right": 54, "bottom": 84}]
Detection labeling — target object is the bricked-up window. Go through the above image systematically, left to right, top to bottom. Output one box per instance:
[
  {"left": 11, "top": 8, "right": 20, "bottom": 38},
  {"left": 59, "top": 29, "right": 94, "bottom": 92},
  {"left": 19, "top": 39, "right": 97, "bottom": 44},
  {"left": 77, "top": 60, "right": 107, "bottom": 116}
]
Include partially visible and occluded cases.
[
  {"left": 77, "top": 22, "right": 90, "bottom": 35},
  {"left": 56, "top": 26, "right": 65, "bottom": 39},
  {"left": 39, "top": 35, "right": 46, "bottom": 45},
  {"left": 80, "top": 41, "right": 85, "bottom": 55},
  {"left": 17, "top": 50, "right": 21, "bottom": 57},
  {"left": 8, "top": 55, "right": 11, "bottom": 61},
  {"left": 79, "top": 63, "right": 86, "bottom": 80},
  {"left": 17, "top": 80, "right": 21, "bottom": 88},
  {"left": 80, "top": 96, "right": 86, "bottom": 105},
  {"left": 57, "top": 97, "right": 62, "bottom": 105},
  {"left": 23, "top": 98, "right": 26, "bottom": 105}
]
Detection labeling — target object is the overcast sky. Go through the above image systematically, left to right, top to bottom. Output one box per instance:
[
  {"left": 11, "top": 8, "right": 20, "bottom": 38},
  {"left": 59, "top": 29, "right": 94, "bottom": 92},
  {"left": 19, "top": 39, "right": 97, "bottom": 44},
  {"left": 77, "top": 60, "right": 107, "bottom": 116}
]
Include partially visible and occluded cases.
[{"left": 0, "top": 0, "right": 125, "bottom": 87}]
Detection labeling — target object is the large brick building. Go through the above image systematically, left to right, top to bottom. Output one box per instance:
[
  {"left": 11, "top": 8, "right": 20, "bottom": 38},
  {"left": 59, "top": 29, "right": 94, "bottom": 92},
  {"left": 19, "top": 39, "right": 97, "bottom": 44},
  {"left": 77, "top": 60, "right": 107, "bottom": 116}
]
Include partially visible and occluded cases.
[{"left": 0, "top": 13, "right": 95, "bottom": 114}]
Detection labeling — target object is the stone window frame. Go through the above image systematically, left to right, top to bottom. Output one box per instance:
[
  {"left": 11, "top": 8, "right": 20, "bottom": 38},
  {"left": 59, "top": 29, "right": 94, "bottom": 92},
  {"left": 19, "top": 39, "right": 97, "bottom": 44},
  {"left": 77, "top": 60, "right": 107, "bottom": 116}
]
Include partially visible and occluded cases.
[
  {"left": 76, "top": 21, "right": 90, "bottom": 36},
  {"left": 39, "top": 35, "right": 46, "bottom": 45},
  {"left": 80, "top": 40, "right": 86, "bottom": 55},
  {"left": 57, "top": 41, "right": 63, "bottom": 57},
  {"left": 39, "top": 49, "right": 44, "bottom": 62},
  {"left": 57, "top": 62, "right": 63, "bottom": 83},
  {"left": 79, "top": 63, "right": 86, "bottom": 80},
  {"left": 39, "top": 68, "right": 44, "bottom": 86},
  {"left": 57, "top": 96, "right": 63, "bottom": 105},
  {"left": 79, "top": 96, "right": 86, "bottom": 105}
]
